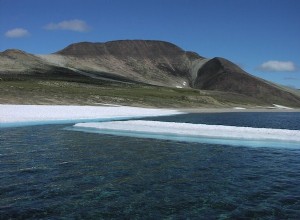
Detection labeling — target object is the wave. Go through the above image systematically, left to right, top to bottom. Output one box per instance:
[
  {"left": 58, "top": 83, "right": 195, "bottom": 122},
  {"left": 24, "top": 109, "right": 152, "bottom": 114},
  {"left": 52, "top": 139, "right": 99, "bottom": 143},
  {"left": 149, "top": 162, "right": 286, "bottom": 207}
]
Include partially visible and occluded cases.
[{"left": 72, "top": 120, "right": 300, "bottom": 149}]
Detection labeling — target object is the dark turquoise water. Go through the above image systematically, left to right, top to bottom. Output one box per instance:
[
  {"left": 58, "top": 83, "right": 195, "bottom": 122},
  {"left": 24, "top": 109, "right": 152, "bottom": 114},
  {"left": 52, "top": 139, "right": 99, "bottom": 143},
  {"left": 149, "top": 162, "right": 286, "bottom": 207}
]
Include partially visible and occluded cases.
[
  {"left": 142, "top": 112, "right": 300, "bottom": 130},
  {"left": 1, "top": 113, "right": 300, "bottom": 219}
]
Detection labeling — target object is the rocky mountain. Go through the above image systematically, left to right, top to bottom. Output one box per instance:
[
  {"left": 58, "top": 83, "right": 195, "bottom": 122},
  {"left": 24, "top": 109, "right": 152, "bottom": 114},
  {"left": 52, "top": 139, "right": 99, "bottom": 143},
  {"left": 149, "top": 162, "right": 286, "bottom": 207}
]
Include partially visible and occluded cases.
[
  {"left": 1, "top": 40, "right": 300, "bottom": 106},
  {"left": 52, "top": 40, "right": 202, "bottom": 87}
]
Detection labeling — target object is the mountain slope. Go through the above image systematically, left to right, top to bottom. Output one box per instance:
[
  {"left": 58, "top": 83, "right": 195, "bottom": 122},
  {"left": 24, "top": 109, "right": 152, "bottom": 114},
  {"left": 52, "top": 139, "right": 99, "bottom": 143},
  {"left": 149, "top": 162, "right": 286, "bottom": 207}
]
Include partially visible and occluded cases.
[
  {"left": 1, "top": 40, "right": 300, "bottom": 107},
  {"left": 0, "top": 49, "right": 50, "bottom": 73},
  {"left": 194, "top": 57, "right": 300, "bottom": 105}
]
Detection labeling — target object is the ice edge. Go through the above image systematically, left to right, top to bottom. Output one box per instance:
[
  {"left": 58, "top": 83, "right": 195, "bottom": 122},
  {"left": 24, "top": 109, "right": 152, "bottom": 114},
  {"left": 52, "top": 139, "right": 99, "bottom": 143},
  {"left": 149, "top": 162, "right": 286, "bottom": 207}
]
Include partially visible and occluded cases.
[{"left": 72, "top": 120, "right": 300, "bottom": 149}]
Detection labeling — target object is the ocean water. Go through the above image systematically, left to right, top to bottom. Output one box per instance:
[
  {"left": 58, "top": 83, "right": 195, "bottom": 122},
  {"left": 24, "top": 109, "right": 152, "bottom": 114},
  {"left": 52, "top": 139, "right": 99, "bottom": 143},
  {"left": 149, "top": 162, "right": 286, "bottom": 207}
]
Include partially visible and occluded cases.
[{"left": 0, "top": 112, "right": 300, "bottom": 219}]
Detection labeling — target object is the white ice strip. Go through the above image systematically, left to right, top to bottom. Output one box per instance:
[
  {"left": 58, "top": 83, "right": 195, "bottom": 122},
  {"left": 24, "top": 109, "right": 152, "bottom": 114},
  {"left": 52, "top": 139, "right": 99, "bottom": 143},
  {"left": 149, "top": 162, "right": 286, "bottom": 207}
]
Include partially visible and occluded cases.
[
  {"left": 273, "top": 104, "right": 293, "bottom": 110},
  {"left": 0, "top": 105, "right": 181, "bottom": 127},
  {"left": 73, "top": 120, "right": 300, "bottom": 143}
]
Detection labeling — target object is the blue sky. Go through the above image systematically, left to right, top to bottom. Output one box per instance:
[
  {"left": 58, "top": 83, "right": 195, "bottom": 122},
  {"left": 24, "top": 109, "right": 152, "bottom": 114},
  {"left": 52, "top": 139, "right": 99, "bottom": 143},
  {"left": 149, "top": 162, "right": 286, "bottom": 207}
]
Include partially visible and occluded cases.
[{"left": 1, "top": 0, "right": 299, "bottom": 88}]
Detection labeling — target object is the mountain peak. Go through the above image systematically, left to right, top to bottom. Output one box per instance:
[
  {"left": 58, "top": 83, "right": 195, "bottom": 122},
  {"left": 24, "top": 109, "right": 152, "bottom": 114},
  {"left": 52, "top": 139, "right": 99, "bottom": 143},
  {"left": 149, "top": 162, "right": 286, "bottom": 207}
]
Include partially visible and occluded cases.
[
  {"left": 55, "top": 40, "right": 202, "bottom": 60},
  {"left": 1, "top": 49, "right": 28, "bottom": 56}
]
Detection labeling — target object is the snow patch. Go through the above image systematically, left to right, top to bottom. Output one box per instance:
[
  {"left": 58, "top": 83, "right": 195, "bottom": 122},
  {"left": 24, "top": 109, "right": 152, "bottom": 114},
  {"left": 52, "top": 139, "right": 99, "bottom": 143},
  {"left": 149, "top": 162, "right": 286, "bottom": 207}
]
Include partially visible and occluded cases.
[
  {"left": 273, "top": 104, "right": 293, "bottom": 110},
  {"left": 0, "top": 105, "right": 181, "bottom": 128},
  {"left": 233, "top": 107, "right": 246, "bottom": 110}
]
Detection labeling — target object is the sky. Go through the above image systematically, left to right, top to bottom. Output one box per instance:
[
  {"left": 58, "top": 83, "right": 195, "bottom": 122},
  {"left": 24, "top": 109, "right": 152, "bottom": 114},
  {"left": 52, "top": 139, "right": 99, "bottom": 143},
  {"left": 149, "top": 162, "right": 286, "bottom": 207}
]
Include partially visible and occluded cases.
[{"left": 1, "top": 0, "right": 299, "bottom": 88}]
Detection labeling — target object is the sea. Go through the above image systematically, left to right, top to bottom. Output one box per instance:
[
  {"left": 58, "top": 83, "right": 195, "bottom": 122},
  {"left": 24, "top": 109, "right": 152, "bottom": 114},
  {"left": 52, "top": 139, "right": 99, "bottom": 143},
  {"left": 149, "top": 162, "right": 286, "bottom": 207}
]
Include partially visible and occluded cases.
[{"left": 0, "top": 112, "right": 300, "bottom": 219}]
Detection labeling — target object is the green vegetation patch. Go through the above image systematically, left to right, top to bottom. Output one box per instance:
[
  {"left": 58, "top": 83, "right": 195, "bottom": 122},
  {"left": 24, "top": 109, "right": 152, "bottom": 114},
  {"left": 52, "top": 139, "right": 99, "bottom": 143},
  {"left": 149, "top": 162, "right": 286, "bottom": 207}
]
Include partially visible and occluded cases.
[{"left": 0, "top": 74, "right": 279, "bottom": 107}]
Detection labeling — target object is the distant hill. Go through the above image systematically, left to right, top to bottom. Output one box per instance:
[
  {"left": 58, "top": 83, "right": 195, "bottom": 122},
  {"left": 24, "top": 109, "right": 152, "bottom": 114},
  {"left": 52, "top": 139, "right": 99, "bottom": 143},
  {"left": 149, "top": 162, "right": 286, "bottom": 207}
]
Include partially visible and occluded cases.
[{"left": 1, "top": 40, "right": 300, "bottom": 107}]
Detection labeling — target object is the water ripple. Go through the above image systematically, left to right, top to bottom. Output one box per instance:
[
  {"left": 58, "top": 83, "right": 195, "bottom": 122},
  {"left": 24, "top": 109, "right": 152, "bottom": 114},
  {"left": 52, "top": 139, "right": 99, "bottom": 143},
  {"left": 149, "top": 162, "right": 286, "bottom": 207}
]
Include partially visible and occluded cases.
[{"left": 1, "top": 115, "right": 300, "bottom": 219}]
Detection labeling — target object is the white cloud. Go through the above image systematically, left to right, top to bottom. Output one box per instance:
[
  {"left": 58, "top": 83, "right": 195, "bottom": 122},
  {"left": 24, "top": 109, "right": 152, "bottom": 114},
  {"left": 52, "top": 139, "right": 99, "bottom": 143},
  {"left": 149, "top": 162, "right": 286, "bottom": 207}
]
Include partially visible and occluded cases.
[
  {"left": 44, "top": 19, "right": 89, "bottom": 32},
  {"left": 5, "top": 28, "right": 30, "bottom": 38},
  {"left": 258, "top": 60, "right": 296, "bottom": 72}
]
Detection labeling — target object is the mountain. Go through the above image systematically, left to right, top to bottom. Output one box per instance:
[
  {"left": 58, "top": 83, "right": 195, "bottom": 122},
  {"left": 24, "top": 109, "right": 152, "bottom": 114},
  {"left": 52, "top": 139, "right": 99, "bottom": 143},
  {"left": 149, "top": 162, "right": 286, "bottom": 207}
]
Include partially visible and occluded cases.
[
  {"left": 1, "top": 40, "right": 300, "bottom": 107},
  {"left": 53, "top": 40, "right": 202, "bottom": 87},
  {"left": 0, "top": 49, "right": 50, "bottom": 73},
  {"left": 193, "top": 57, "right": 300, "bottom": 104}
]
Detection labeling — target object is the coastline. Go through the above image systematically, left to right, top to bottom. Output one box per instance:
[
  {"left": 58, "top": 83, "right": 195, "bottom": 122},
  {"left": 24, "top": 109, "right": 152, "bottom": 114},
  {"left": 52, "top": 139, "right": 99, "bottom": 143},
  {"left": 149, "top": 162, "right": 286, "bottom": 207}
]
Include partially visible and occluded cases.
[
  {"left": 0, "top": 104, "right": 181, "bottom": 127},
  {"left": 1, "top": 104, "right": 300, "bottom": 128},
  {"left": 178, "top": 107, "right": 300, "bottom": 113}
]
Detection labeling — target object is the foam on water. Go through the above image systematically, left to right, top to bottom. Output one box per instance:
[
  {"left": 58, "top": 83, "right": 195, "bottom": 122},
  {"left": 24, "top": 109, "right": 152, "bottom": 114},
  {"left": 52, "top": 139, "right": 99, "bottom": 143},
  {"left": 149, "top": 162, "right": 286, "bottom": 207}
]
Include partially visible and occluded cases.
[{"left": 72, "top": 120, "right": 300, "bottom": 149}]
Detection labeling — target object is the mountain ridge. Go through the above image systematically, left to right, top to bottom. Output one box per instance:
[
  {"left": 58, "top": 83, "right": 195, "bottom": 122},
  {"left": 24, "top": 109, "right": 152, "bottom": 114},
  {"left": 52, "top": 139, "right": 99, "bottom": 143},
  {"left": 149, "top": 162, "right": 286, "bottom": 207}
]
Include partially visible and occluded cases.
[{"left": 1, "top": 39, "right": 300, "bottom": 107}]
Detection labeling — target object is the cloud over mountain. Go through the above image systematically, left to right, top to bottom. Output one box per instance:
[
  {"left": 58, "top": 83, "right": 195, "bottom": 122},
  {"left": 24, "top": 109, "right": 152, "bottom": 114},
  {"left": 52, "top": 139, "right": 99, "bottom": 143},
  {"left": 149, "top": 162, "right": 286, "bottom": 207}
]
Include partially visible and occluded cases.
[
  {"left": 44, "top": 19, "right": 89, "bottom": 32},
  {"left": 5, "top": 28, "right": 30, "bottom": 38},
  {"left": 258, "top": 60, "right": 296, "bottom": 72}
]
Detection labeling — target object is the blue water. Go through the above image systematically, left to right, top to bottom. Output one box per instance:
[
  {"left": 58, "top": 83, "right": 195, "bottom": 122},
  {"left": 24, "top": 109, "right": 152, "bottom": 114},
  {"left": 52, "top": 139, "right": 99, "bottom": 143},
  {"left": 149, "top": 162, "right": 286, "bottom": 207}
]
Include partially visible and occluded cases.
[
  {"left": 140, "top": 112, "right": 300, "bottom": 130},
  {"left": 1, "top": 113, "right": 300, "bottom": 219}
]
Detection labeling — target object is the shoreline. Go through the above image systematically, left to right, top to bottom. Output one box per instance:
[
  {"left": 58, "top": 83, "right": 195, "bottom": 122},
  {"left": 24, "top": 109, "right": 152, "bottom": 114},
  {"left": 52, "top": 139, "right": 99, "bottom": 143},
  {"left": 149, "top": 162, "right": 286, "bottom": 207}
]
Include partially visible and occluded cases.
[
  {"left": 0, "top": 104, "right": 180, "bottom": 127},
  {"left": 1, "top": 104, "right": 300, "bottom": 128},
  {"left": 178, "top": 107, "right": 300, "bottom": 113}
]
